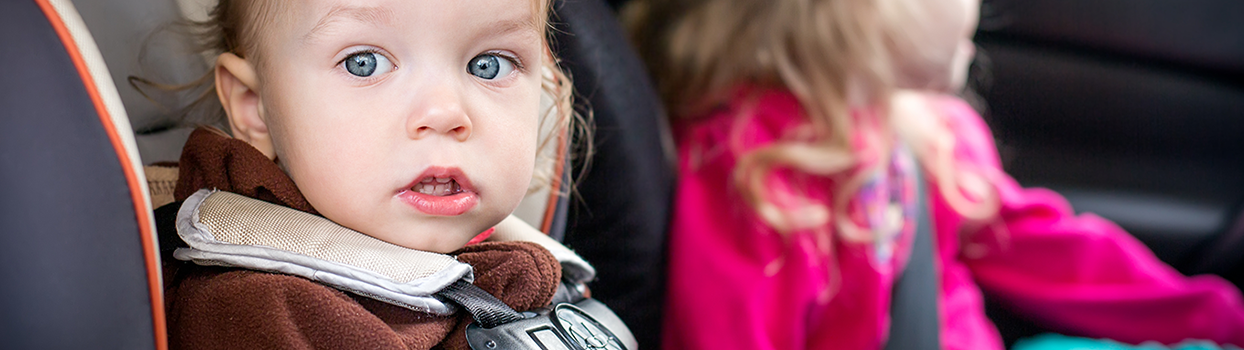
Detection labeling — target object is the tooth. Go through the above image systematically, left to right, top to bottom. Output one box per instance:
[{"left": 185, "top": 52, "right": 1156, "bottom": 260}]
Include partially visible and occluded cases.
[{"left": 436, "top": 177, "right": 451, "bottom": 184}]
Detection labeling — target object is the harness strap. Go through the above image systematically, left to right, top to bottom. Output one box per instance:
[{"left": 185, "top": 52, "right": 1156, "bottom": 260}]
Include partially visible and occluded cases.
[
  {"left": 885, "top": 165, "right": 941, "bottom": 349},
  {"left": 437, "top": 280, "right": 525, "bottom": 328}
]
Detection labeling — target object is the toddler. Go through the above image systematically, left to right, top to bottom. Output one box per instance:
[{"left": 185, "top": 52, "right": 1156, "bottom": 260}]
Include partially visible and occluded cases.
[
  {"left": 153, "top": 0, "right": 613, "bottom": 349},
  {"left": 624, "top": 0, "right": 1244, "bottom": 349}
]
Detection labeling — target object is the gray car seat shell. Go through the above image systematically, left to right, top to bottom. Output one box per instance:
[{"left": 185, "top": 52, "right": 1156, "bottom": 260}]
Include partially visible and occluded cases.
[{"left": 0, "top": 0, "right": 165, "bottom": 349}]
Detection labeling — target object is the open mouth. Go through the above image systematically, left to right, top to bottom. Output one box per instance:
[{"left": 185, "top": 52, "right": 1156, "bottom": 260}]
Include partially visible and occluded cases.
[
  {"left": 397, "top": 167, "right": 478, "bottom": 216},
  {"left": 412, "top": 176, "right": 464, "bottom": 196}
]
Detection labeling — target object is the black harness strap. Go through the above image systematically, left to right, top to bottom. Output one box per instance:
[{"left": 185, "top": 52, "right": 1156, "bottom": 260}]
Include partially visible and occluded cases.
[
  {"left": 885, "top": 168, "right": 941, "bottom": 349},
  {"left": 437, "top": 279, "right": 525, "bottom": 329}
]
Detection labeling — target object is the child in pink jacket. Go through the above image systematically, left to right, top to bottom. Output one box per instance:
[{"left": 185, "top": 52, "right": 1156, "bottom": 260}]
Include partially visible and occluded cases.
[{"left": 622, "top": 0, "right": 1244, "bottom": 348}]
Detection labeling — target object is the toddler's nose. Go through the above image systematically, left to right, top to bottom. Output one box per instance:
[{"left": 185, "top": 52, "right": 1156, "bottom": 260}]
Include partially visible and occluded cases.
[{"left": 406, "top": 89, "right": 472, "bottom": 142}]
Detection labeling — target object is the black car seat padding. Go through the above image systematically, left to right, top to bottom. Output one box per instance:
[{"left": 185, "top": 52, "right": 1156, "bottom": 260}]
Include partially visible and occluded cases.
[
  {"left": 550, "top": 0, "right": 677, "bottom": 348},
  {"left": 0, "top": 1, "right": 165, "bottom": 349}
]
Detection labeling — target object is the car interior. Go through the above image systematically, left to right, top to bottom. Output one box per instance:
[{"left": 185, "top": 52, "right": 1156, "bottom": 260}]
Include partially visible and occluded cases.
[
  {"left": 1, "top": 0, "right": 1241, "bottom": 348},
  {"left": 973, "top": 0, "right": 1244, "bottom": 344}
]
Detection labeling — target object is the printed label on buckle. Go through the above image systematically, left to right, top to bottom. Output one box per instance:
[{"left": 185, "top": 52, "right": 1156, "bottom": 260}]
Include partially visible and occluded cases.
[{"left": 466, "top": 300, "right": 632, "bottom": 350}]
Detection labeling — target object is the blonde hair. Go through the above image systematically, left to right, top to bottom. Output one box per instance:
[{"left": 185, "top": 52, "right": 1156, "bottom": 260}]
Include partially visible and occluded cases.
[
  {"left": 132, "top": 0, "right": 588, "bottom": 193},
  {"left": 625, "top": 0, "right": 998, "bottom": 241}
]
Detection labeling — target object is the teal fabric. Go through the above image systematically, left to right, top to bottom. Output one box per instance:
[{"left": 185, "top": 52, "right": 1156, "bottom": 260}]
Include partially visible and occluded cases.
[{"left": 1013, "top": 334, "right": 1242, "bottom": 350}]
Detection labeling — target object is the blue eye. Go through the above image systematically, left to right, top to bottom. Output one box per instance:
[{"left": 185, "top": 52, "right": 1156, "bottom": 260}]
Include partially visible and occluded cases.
[
  {"left": 343, "top": 51, "right": 394, "bottom": 77},
  {"left": 467, "top": 54, "right": 515, "bottom": 80}
]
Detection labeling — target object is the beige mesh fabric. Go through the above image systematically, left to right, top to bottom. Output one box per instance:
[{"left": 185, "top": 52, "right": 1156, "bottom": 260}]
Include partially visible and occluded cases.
[{"left": 196, "top": 191, "right": 456, "bottom": 284}]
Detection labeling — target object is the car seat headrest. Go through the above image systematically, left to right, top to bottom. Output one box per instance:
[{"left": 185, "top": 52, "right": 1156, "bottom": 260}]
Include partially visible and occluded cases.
[{"left": 71, "top": 0, "right": 210, "bottom": 163}]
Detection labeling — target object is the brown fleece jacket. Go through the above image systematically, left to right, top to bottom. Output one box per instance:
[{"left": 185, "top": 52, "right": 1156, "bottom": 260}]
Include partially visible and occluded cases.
[{"left": 165, "top": 127, "right": 561, "bottom": 350}]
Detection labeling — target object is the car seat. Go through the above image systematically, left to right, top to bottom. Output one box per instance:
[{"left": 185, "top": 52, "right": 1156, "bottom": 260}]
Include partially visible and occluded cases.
[
  {"left": 0, "top": 0, "right": 673, "bottom": 348},
  {"left": 550, "top": 0, "right": 676, "bottom": 347},
  {"left": 0, "top": 1, "right": 164, "bottom": 348}
]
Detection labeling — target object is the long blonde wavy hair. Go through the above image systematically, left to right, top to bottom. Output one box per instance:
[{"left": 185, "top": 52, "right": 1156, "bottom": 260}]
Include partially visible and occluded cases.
[
  {"left": 132, "top": 0, "right": 588, "bottom": 193},
  {"left": 625, "top": 0, "right": 999, "bottom": 242}
]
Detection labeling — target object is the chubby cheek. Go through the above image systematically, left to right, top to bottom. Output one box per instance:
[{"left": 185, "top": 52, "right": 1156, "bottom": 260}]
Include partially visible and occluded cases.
[
  {"left": 479, "top": 84, "right": 541, "bottom": 210},
  {"left": 264, "top": 88, "right": 391, "bottom": 220}
]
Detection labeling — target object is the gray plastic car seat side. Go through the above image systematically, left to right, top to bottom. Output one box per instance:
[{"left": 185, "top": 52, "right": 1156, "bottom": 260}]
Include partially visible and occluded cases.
[{"left": 0, "top": 1, "right": 163, "bottom": 349}]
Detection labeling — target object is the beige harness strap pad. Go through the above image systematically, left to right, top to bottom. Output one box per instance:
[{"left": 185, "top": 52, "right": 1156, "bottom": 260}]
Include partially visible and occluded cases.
[{"left": 174, "top": 189, "right": 473, "bottom": 314}]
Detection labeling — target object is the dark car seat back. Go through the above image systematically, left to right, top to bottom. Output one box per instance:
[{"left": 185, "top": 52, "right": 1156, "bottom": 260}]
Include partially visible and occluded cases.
[
  {"left": 550, "top": 0, "right": 676, "bottom": 348},
  {"left": 0, "top": 1, "right": 165, "bottom": 349}
]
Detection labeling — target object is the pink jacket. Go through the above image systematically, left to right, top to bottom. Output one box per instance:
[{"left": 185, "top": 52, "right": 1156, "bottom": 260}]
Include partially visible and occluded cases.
[{"left": 661, "top": 89, "right": 1244, "bottom": 350}]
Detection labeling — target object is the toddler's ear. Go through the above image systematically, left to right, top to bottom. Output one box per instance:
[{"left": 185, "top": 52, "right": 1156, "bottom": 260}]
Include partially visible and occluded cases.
[{"left": 215, "top": 53, "right": 276, "bottom": 159}]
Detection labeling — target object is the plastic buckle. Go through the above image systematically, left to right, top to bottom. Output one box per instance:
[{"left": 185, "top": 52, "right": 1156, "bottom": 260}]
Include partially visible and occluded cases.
[{"left": 466, "top": 298, "right": 635, "bottom": 350}]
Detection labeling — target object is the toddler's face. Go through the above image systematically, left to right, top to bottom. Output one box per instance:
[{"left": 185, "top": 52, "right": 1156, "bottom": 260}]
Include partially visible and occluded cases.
[{"left": 246, "top": 0, "right": 544, "bottom": 253}]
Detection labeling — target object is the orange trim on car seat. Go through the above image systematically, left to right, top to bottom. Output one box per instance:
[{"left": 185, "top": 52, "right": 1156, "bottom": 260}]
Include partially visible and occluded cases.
[
  {"left": 34, "top": 1, "right": 168, "bottom": 349},
  {"left": 540, "top": 128, "right": 569, "bottom": 234}
]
